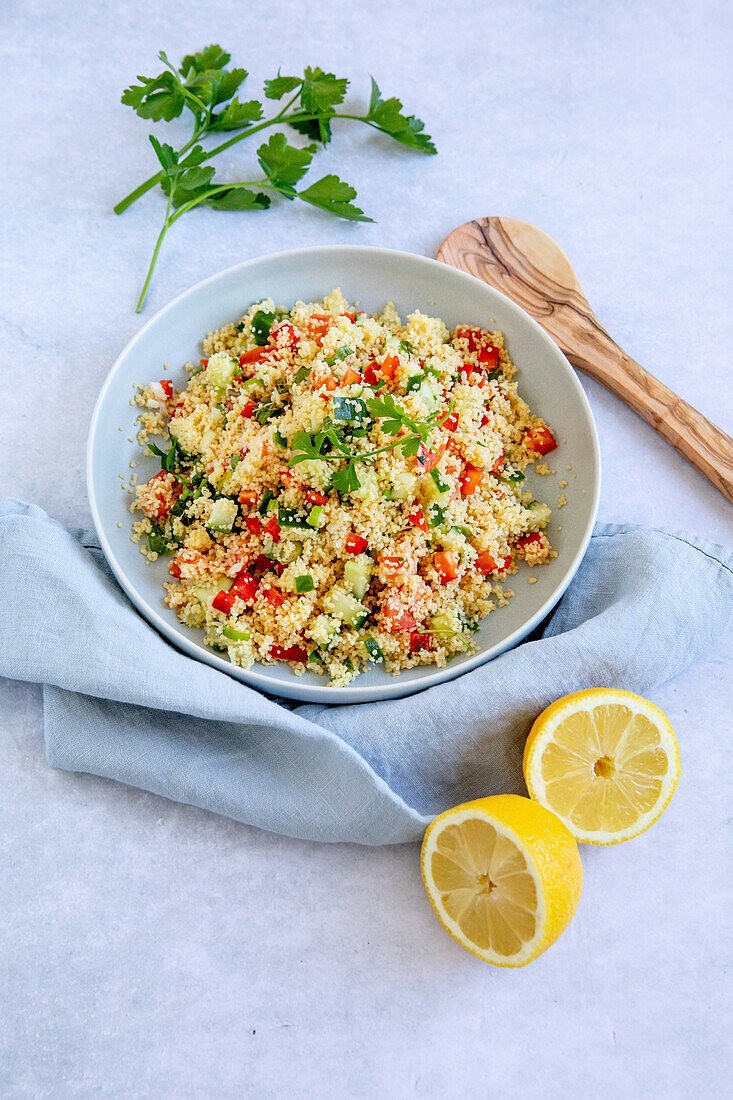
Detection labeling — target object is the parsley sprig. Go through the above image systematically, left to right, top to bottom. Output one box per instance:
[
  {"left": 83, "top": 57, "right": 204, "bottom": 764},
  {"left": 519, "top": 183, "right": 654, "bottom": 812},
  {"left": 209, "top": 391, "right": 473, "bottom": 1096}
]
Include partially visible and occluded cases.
[
  {"left": 116, "top": 47, "right": 436, "bottom": 311},
  {"left": 288, "top": 395, "right": 449, "bottom": 493}
]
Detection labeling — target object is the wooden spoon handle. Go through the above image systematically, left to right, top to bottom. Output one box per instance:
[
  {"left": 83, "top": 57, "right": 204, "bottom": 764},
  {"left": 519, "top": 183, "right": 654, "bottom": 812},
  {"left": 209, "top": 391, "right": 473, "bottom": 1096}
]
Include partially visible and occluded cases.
[
  {"left": 438, "top": 217, "right": 733, "bottom": 504},
  {"left": 554, "top": 315, "right": 733, "bottom": 505}
]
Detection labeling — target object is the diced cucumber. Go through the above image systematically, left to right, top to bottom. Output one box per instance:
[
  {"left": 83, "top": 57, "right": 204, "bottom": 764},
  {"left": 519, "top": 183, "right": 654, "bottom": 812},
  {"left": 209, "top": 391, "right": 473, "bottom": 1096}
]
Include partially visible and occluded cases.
[
  {"left": 204, "top": 353, "right": 240, "bottom": 395},
  {"left": 350, "top": 466, "right": 378, "bottom": 500},
  {"left": 388, "top": 470, "right": 417, "bottom": 500},
  {"left": 420, "top": 473, "right": 451, "bottom": 506},
  {"left": 207, "top": 498, "right": 238, "bottom": 534},
  {"left": 527, "top": 500, "right": 552, "bottom": 529},
  {"left": 307, "top": 505, "right": 325, "bottom": 528},
  {"left": 278, "top": 506, "right": 310, "bottom": 530},
  {"left": 344, "top": 557, "right": 372, "bottom": 600},
  {"left": 189, "top": 577, "right": 232, "bottom": 608},
  {"left": 323, "top": 587, "right": 369, "bottom": 627},
  {"left": 429, "top": 612, "right": 458, "bottom": 635},
  {"left": 310, "top": 614, "right": 340, "bottom": 648},
  {"left": 363, "top": 636, "right": 384, "bottom": 664}
]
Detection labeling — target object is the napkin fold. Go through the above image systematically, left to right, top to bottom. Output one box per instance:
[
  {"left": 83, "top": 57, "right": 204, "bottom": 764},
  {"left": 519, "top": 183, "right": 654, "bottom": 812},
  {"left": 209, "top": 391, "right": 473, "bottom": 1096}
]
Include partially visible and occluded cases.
[{"left": 1, "top": 498, "right": 731, "bottom": 844}]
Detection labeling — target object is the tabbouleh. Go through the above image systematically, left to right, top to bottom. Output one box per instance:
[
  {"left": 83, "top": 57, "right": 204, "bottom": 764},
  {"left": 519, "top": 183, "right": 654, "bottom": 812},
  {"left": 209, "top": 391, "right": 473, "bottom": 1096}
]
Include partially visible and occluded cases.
[{"left": 131, "top": 289, "right": 559, "bottom": 686}]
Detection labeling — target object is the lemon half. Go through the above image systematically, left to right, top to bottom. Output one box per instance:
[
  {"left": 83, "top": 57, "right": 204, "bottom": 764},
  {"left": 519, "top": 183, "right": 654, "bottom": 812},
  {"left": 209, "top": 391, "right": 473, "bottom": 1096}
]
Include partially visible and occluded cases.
[
  {"left": 523, "top": 688, "right": 681, "bottom": 845},
  {"left": 421, "top": 794, "right": 582, "bottom": 967}
]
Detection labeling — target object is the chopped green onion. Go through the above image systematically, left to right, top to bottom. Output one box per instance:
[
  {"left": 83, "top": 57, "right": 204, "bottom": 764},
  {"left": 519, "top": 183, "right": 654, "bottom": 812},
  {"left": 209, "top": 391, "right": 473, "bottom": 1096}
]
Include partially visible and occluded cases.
[
  {"left": 399, "top": 339, "right": 414, "bottom": 355},
  {"left": 294, "top": 366, "right": 311, "bottom": 384},
  {"left": 486, "top": 370, "right": 503, "bottom": 382},
  {"left": 242, "top": 375, "right": 263, "bottom": 388},
  {"left": 230, "top": 454, "right": 241, "bottom": 471},
  {"left": 258, "top": 489, "right": 274, "bottom": 515},
  {"left": 307, "top": 505, "right": 324, "bottom": 528},
  {"left": 451, "top": 525, "right": 474, "bottom": 538},
  {"left": 295, "top": 574, "right": 315, "bottom": 593},
  {"left": 222, "top": 625, "right": 251, "bottom": 642},
  {"left": 364, "top": 636, "right": 385, "bottom": 664},
  {"left": 308, "top": 648, "right": 324, "bottom": 665}
]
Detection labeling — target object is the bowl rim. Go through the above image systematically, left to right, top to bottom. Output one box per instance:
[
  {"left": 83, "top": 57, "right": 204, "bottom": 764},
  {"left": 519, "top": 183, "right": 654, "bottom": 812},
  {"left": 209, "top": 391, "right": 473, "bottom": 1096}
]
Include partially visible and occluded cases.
[{"left": 87, "top": 244, "right": 601, "bottom": 704}]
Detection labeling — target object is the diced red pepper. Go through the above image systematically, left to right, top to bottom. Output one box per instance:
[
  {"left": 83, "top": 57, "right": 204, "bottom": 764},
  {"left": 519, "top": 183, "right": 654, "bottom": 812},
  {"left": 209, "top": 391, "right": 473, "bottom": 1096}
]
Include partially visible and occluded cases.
[
  {"left": 271, "top": 321, "right": 299, "bottom": 348},
  {"left": 478, "top": 345, "right": 500, "bottom": 366},
  {"left": 381, "top": 353, "right": 400, "bottom": 379},
  {"left": 199, "top": 358, "right": 208, "bottom": 368},
  {"left": 364, "top": 365, "right": 380, "bottom": 386},
  {"left": 341, "top": 367, "right": 363, "bottom": 386},
  {"left": 159, "top": 379, "right": 173, "bottom": 397},
  {"left": 241, "top": 400, "right": 256, "bottom": 418},
  {"left": 443, "top": 411, "right": 459, "bottom": 432},
  {"left": 480, "top": 411, "right": 490, "bottom": 427},
  {"left": 525, "top": 426, "right": 557, "bottom": 455},
  {"left": 417, "top": 443, "right": 445, "bottom": 471},
  {"left": 491, "top": 450, "right": 505, "bottom": 477},
  {"left": 459, "top": 465, "right": 484, "bottom": 496},
  {"left": 239, "top": 490, "right": 259, "bottom": 508},
  {"left": 306, "top": 490, "right": 329, "bottom": 506},
  {"left": 408, "top": 505, "right": 428, "bottom": 532},
  {"left": 263, "top": 514, "right": 281, "bottom": 543},
  {"left": 244, "top": 515, "right": 261, "bottom": 535},
  {"left": 345, "top": 532, "right": 369, "bottom": 555},
  {"left": 516, "top": 532, "right": 543, "bottom": 551},
  {"left": 434, "top": 550, "right": 459, "bottom": 583},
  {"left": 475, "top": 550, "right": 513, "bottom": 576},
  {"left": 254, "top": 554, "right": 273, "bottom": 572},
  {"left": 168, "top": 560, "right": 181, "bottom": 578},
  {"left": 230, "top": 570, "right": 259, "bottom": 603},
  {"left": 263, "top": 586, "right": 285, "bottom": 607},
  {"left": 212, "top": 590, "right": 235, "bottom": 615},
  {"left": 385, "top": 608, "right": 418, "bottom": 632},
  {"left": 410, "top": 631, "right": 430, "bottom": 653},
  {"left": 269, "top": 644, "right": 308, "bottom": 663}
]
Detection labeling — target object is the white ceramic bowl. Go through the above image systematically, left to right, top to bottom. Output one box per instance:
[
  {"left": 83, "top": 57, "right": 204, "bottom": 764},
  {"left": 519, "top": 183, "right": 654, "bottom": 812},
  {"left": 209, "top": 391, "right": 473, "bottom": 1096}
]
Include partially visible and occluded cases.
[{"left": 87, "top": 246, "right": 600, "bottom": 703}]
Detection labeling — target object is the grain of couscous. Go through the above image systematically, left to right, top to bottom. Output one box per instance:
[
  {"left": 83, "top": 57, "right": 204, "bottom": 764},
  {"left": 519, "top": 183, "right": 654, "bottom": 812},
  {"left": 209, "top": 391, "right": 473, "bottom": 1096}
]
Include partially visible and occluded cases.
[{"left": 131, "top": 289, "right": 559, "bottom": 685}]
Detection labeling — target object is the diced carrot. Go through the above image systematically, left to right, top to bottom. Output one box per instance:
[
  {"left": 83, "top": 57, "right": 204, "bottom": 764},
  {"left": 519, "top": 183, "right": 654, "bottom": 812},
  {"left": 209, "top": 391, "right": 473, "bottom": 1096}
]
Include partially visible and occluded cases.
[
  {"left": 381, "top": 353, "right": 400, "bottom": 379},
  {"left": 341, "top": 367, "right": 363, "bottom": 386},
  {"left": 459, "top": 465, "right": 484, "bottom": 496},
  {"left": 238, "top": 490, "right": 259, "bottom": 508},
  {"left": 433, "top": 550, "right": 459, "bottom": 583},
  {"left": 475, "top": 551, "right": 513, "bottom": 576}
]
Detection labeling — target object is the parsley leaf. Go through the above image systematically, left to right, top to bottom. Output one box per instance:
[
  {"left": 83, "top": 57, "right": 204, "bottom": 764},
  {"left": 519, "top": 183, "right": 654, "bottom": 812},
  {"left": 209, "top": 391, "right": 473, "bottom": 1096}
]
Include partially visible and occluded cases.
[
  {"left": 179, "top": 45, "right": 230, "bottom": 75},
  {"left": 299, "top": 67, "right": 348, "bottom": 113},
  {"left": 122, "top": 71, "right": 187, "bottom": 122},
  {"left": 264, "top": 73, "right": 303, "bottom": 99},
  {"left": 366, "top": 77, "right": 436, "bottom": 154},
  {"left": 210, "top": 97, "right": 264, "bottom": 131},
  {"left": 257, "top": 132, "right": 316, "bottom": 195},
  {"left": 298, "top": 175, "right": 372, "bottom": 222},
  {"left": 204, "top": 187, "right": 271, "bottom": 211},
  {"left": 324, "top": 345, "right": 353, "bottom": 365},
  {"left": 332, "top": 460, "right": 362, "bottom": 494}
]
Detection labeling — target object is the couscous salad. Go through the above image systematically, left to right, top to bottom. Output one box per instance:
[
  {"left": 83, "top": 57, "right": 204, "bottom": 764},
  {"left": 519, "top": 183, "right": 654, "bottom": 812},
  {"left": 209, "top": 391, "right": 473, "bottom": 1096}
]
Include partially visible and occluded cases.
[{"left": 131, "top": 289, "right": 559, "bottom": 685}]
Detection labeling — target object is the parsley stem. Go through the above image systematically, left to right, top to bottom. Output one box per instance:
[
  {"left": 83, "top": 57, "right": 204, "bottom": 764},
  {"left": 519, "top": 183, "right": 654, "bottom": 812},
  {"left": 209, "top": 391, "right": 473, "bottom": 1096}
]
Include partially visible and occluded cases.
[{"left": 135, "top": 190, "right": 174, "bottom": 313}]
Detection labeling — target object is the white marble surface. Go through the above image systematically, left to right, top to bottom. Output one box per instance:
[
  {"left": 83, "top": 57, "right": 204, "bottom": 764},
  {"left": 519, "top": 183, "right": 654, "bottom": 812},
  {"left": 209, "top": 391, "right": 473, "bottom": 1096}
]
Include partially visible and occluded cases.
[{"left": 2, "top": 1, "right": 732, "bottom": 1096}]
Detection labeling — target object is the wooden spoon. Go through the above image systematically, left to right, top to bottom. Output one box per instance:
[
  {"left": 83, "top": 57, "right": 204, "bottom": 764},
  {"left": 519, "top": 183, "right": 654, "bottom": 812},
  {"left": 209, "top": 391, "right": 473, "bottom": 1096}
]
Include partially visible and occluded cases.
[{"left": 438, "top": 217, "right": 733, "bottom": 504}]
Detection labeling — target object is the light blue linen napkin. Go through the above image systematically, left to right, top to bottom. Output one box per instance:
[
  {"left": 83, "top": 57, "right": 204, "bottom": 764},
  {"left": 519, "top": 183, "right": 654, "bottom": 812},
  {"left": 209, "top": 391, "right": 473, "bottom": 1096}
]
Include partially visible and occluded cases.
[{"left": 1, "top": 497, "right": 731, "bottom": 844}]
